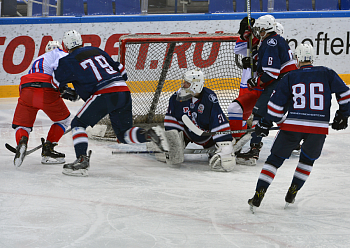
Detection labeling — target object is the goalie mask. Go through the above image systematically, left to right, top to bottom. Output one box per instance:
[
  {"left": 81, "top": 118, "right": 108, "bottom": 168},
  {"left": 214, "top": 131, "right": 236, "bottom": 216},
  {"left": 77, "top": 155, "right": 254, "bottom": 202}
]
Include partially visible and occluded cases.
[
  {"left": 252, "top": 14, "right": 276, "bottom": 40},
  {"left": 63, "top": 30, "right": 83, "bottom": 51},
  {"left": 45, "top": 41, "right": 63, "bottom": 53},
  {"left": 294, "top": 43, "right": 314, "bottom": 65},
  {"left": 176, "top": 69, "right": 205, "bottom": 102}
]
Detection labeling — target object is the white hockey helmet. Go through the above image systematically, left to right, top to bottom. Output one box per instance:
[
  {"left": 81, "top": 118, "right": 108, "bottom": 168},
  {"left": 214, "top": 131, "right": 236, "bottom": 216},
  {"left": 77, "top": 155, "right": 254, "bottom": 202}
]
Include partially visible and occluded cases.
[
  {"left": 252, "top": 14, "right": 276, "bottom": 40},
  {"left": 275, "top": 22, "right": 284, "bottom": 37},
  {"left": 62, "top": 30, "right": 83, "bottom": 50},
  {"left": 45, "top": 40, "right": 63, "bottom": 53},
  {"left": 294, "top": 43, "right": 314, "bottom": 64},
  {"left": 176, "top": 69, "right": 205, "bottom": 102}
]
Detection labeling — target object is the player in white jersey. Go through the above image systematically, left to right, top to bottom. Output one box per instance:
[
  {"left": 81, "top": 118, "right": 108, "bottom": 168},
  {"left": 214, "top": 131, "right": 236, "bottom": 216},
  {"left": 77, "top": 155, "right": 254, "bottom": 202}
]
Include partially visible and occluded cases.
[{"left": 12, "top": 41, "right": 75, "bottom": 167}]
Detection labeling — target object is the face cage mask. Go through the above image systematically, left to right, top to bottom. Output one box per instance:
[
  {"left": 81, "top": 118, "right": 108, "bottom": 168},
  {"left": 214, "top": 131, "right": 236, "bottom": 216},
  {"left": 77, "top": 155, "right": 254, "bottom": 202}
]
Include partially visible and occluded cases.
[{"left": 176, "top": 81, "right": 196, "bottom": 102}]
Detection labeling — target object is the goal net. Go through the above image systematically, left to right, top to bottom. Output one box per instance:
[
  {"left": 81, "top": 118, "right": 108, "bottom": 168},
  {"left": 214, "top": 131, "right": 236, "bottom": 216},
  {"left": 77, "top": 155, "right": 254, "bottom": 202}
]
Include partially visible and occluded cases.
[{"left": 95, "top": 33, "right": 243, "bottom": 138}]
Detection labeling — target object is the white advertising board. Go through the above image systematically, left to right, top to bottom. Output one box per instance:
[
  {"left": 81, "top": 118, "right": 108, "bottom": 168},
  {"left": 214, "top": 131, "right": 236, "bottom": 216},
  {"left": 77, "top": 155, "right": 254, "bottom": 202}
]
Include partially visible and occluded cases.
[{"left": 0, "top": 16, "right": 349, "bottom": 89}]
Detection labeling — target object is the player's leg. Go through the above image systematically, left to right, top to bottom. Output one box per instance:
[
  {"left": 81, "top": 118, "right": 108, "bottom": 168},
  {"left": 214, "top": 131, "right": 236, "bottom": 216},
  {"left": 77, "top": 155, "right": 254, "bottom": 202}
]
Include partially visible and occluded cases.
[
  {"left": 12, "top": 89, "right": 38, "bottom": 167},
  {"left": 42, "top": 89, "right": 71, "bottom": 164},
  {"left": 109, "top": 92, "right": 169, "bottom": 152},
  {"left": 62, "top": 94, "right": 107, "bottom": 176},
  {"left": 248, "top": 130, "right": 302, "bottom": 208},
  {"left": 285, "top": 133, "right": 326, "bottom": 205}
]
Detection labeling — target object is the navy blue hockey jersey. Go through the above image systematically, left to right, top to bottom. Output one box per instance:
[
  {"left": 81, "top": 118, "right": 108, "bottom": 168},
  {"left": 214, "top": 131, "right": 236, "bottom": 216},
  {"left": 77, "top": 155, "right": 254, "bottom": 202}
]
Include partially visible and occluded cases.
[
  {"left": 257, "top": 33, "right": 297, "bottom": 86},
  {"left": 54, "top": 46, "right": 128, "bottom": 101},
  {"left": 266, "top": 65, "right": 350, "bottom": 134},
  {"left": 164, "top": 87, "right": 232, "bottom": 144}
]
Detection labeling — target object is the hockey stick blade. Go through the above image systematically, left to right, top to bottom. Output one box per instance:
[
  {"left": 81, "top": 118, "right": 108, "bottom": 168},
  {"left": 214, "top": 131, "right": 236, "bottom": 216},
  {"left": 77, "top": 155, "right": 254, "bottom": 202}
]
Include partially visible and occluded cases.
[
  {"left": 182, "top": 115, "right": 279, "bottom": 136},
  {"left": 5, "top": 128, "right": 72, "bottom": 156},
  {"left": 5, "top": 143, "right": 17, "bottom": 153}
]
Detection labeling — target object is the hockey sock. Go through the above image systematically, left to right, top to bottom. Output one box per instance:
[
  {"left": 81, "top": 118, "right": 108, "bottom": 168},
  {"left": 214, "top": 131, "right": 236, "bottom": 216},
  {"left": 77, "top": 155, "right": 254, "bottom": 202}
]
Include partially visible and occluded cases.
[
  {"left": 228, "top": 101, "right": 244, "bottom": 138},
  {"left": 46, "top": 123, "right": 65, "bottom": 143},
  {"left": 72, "top": 127, "right": 88, "bottom": 158},
  {"left": 123, "top": 127, "right": 148, "bottom": 144},
  {"left": 15, "top": 128, "right": 30, "bottom": 144},
  {"left": 250, "top": 131, "right": 262, "bottom": 144},
  {"left": 255, "top": 162, "right": 278, "bottom": 191},
  {"left": 290, "top": 162, "right": 313, "bottom": 190}
]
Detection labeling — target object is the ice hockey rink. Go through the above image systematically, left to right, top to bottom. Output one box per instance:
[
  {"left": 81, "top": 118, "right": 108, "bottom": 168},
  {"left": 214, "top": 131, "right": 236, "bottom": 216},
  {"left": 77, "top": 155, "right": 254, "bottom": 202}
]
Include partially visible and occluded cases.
[{"left": 0, "top": 97, "right": 350, "bottom": 248}]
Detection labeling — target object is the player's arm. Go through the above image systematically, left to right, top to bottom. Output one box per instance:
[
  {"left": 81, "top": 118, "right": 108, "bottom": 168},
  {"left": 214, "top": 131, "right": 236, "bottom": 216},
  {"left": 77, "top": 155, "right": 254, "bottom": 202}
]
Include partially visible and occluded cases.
[{"left": 164, "top": 94, "right": 184, "bottom": 132}]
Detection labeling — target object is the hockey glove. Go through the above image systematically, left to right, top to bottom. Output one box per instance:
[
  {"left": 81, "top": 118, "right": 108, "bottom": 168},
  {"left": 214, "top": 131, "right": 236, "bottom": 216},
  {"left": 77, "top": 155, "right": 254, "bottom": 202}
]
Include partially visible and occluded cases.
[
  {"left": 238, "top": 17, "right": 255, "bottom": 41},
  {"left": 242, "top": 57, "right": 257, "bottom": 71},
  {"left": 247, "top": 77, "right": 258, "bottom": 91},
  {"left": 60, "top": 86, "right": 79, "bottom": 102},
  {"left": 332, "top": 110, "right": 348, "bottom": 130},
  {"left": 255, "top": 118, "right": 273, "bottom": 137}
]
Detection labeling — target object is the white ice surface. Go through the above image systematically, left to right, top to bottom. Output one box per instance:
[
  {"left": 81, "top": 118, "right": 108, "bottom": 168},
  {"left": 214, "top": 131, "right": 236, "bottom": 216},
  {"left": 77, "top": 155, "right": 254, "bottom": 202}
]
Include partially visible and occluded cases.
[{"left": 1, "top": 97, "right": 350, "bottom": 248}]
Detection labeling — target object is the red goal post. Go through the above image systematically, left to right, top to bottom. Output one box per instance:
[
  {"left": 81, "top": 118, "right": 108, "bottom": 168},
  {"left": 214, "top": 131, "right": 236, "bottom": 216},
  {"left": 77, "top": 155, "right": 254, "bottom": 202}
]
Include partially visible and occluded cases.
[{"left": 95, "top": 33, "right": 243, "bottom": 138}]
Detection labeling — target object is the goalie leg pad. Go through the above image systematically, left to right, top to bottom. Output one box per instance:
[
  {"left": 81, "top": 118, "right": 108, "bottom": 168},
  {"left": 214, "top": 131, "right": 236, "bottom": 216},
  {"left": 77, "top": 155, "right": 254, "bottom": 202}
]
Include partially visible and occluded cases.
[
  {"left": 164, "top": 130, "right": 185, "bottom": 165},
  {"left": 146, "top": 141, "right": 166, "bottom": 163},
  {"left": 209, "top": 141, "right": 236, "bottom": 172}
]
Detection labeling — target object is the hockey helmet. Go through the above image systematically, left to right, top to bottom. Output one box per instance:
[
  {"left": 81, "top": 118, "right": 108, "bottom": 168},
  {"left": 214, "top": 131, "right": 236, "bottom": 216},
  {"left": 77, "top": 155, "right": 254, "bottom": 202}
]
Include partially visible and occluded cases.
[
  {"left": 252, "top": 14, "right": 276, "bottom": 40},
  {"left": 275, "top": 22, "right": 284, "bottom": 37},
  {"left": 62, "top": 30, "right": 83, "bottom": 50},
  {"left": 45, "top": 40, "right": 63, "bottom": 53},
  {"left": 294, "top": 43, "right": 314, "bottom": 64},
  {"left": 176, "top": 69, "right": 205, "bottom": 102}
]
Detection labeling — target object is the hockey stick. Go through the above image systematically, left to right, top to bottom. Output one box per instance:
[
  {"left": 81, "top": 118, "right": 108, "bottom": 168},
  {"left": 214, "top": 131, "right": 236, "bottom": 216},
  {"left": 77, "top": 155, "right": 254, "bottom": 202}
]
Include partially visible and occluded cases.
[
  {"left": 247, "top": 0, "right": 254, "bottom": 79},
  {"left": 182, "top": 115, "right": 279, "bottom": 136},
  {"left": 5, "top": 128, "right": 72, "bottom": 155},
  {"left": 112, "top": 147, "right": 217, "bottom": 155}
]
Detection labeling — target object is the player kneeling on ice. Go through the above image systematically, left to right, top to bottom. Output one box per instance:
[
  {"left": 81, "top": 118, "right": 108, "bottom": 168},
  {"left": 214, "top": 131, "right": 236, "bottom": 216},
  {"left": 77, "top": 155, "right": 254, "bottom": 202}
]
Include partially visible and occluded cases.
[
  {"left": 54, "top": 30, "right": 169, "bottom": 177},
  {"left": 247, "top": 44, "right": 350, "bottom": 213},
  {"left": 154, "top": 69, "right": 236, "bottom": 172}
]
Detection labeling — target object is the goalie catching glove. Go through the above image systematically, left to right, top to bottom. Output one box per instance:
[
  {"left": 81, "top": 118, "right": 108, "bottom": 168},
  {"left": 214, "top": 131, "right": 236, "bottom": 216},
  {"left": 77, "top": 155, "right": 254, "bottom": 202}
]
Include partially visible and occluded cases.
[
  {"left": 59, "top": 85, "right": 79, "bottom": 101},
  {"left": 332, "top": 110, "right": 348, "bottom": 130},
  {"left": 209, "top": 141, "right": 236, "bottom": 172}
]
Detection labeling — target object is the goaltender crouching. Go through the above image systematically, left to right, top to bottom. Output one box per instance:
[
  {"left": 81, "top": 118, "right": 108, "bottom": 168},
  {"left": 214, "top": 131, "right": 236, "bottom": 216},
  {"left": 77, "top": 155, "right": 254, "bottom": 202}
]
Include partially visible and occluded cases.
[{"left": 154, "top": 69, "right": 236, "bottom": 172}]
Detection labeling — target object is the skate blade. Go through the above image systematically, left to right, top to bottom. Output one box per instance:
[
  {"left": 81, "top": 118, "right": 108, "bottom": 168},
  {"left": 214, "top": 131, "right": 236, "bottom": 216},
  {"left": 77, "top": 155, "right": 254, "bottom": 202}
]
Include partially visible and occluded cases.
[
  {"left": 14, "top": 145, "right": 27, "bottom": 168},
  {"left": 41, "top": 157, "right": 65, "bottom": 164},
  {"left": 236, "top": 157, "right": 257, "bottom": 166},
  {"left": 62, "top": 168, "right": 88, "bottom": 177},
  {"left": 284, "top": 202, "right": 290, "bottom": 209},
  {"left": 249, "top": 205, "right": 255, "bottom": 214}
]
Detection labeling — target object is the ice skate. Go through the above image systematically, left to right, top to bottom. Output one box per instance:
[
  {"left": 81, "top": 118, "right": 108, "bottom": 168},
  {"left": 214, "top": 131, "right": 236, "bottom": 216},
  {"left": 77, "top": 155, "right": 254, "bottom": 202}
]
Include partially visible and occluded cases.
[
  {"left": 146, "top": 126, "right": 169, "bottom": 152},
  {"left": 14, "top": 136, "right": 28, "bottom": 168},
  {"left": 41, "top": 138, "right": 65, "bottom": 164},
  {"left": 236, "top": 142, "right": 263, "bottom": 166},
  {"left": 62, "top": 150, "right": 92, "bottom": 177},
  {"left": 284, "top": 184, "right": 298, "bottom": 209},
  {"left": 248, "top": 187, "right": 266, "bottom": 213}
]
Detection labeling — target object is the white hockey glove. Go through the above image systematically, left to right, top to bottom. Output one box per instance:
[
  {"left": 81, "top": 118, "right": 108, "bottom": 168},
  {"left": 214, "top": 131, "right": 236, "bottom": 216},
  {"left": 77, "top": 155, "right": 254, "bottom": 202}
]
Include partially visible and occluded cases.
[{"left": 209, "top": 141, "right": 236, "bottom": 172}]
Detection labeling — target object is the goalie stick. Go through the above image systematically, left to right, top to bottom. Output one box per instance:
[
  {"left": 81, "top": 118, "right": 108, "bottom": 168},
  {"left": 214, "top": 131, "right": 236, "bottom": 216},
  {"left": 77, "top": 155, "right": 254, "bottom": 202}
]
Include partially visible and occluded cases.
[
  {"left": 182, "top": 115, "right": 279, "bottom": 136},
  {"left": 5, "top": 128, "right": 72, "bottom": 156},
  {"left": 112, "top": 147, "right": 217, "bottom": 155}
]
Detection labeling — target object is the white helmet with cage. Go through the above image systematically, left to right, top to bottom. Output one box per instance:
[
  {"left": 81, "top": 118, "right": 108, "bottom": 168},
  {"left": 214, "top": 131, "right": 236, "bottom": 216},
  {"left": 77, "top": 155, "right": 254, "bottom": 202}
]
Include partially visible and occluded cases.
[
  {"left": 253, "top": 14, "right": 276, "bottom": 40},
  {"left": 275, "top": 22, "right": 284, "bottom": 37},
  {"left": 62, "top": 30, "right": 83, "bottom": 50},
  {"left": 45, "top": 41, "right": 63, "bottom": 53},
  {"left": 294, "top": 43, "right": 314, "bottom": 64},
  {"left": 176, "top": 69, "right": 205, "bottom": 102}
]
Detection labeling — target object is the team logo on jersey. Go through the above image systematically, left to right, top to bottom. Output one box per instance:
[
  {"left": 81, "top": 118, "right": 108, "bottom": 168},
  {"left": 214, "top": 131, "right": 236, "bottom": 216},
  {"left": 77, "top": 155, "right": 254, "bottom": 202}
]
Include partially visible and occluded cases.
[
  {"left": 267, "top": 38, "right": 277, "bottom": 47},
  {"left": 208, "top": 94, "right": 218, "bottom": 103},
  {"left": 190, "top": 103, "right": 195, "bottom": 109},
  {"left": 198, "top": 104, "right": 204, "bottom": 114},
  {"left": 183, "top": 107, "right": 189, "bottom": 113},
  {"left": 192, "top": 112, "right": 197, "bottom": 119}
]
